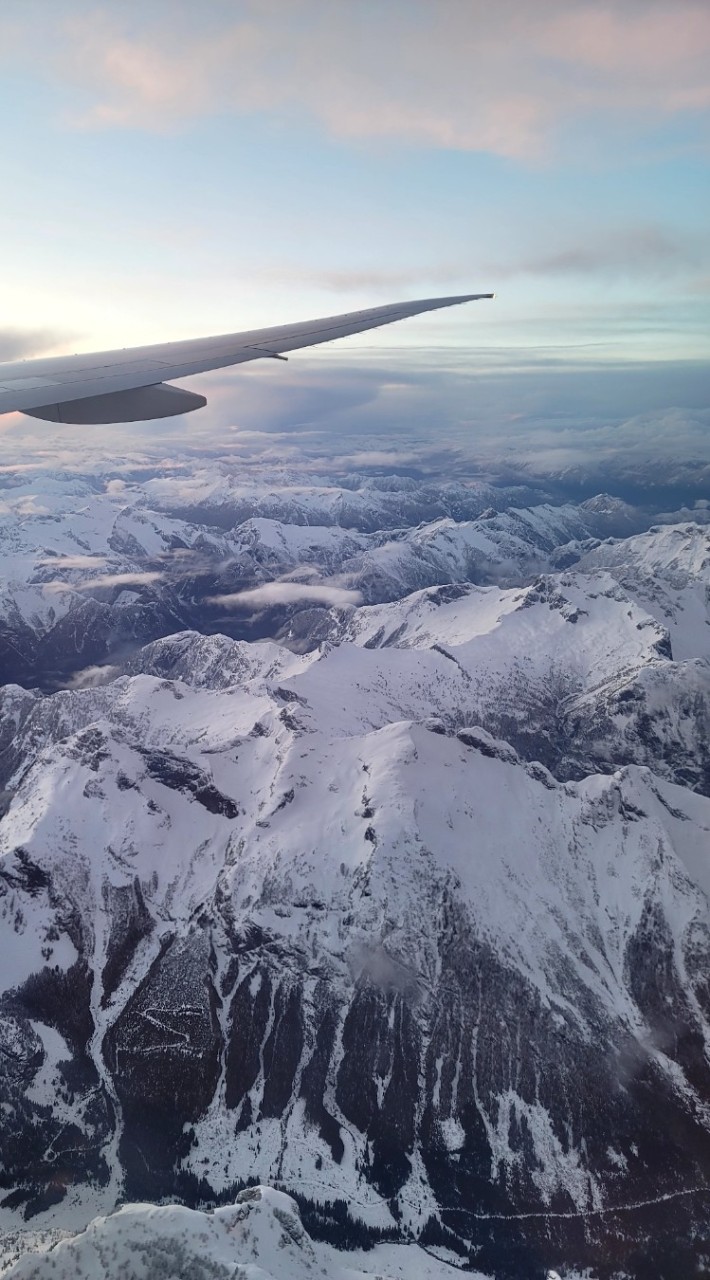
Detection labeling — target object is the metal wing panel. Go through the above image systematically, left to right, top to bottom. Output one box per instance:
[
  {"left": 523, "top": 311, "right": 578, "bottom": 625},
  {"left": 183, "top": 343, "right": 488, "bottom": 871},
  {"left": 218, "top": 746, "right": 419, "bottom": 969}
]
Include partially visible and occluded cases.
[{"left": 0, "top": 293, "right": 493, "bottom": 419}]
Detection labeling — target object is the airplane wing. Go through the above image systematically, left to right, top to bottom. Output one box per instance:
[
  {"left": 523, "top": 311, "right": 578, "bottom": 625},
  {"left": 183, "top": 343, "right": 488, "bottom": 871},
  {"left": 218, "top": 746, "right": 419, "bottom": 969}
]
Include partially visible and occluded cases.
[{"left": 0, "top": 293, "right": 492, "bottom": 425}]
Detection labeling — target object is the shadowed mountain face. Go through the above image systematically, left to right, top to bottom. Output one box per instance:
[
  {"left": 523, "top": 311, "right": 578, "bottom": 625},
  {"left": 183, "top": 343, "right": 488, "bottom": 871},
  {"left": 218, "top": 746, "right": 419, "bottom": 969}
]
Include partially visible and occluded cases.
[{"left": 0, "top": 468, "right": 709, "bottom": 1279}]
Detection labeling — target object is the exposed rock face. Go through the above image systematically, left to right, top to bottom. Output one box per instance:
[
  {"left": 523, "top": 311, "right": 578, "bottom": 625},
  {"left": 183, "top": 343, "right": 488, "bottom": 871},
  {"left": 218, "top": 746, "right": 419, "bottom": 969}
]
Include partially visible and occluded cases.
[{"left": 1, "top": 475, "right": 709, "bottom": 1278}]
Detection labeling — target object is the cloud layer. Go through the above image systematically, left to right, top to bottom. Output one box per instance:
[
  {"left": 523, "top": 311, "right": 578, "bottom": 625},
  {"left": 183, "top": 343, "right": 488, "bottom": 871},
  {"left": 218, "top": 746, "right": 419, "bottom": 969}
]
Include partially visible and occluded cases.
[
  {"left": 5, "top": 1, "right": 709, "bottom": 159},
  {"left": 2, "top": 343, "right": 708, "bottom": 492}
]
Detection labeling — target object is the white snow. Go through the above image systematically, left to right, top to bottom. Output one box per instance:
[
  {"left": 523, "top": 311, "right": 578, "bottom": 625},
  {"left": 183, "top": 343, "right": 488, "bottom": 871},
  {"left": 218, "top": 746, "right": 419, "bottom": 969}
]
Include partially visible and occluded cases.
[
  {"left": 578, "top": 522, "right": 710, "bottom": 661},
  {"left": 0, "top": 1186, "right": 491, "bottom": 1280}
]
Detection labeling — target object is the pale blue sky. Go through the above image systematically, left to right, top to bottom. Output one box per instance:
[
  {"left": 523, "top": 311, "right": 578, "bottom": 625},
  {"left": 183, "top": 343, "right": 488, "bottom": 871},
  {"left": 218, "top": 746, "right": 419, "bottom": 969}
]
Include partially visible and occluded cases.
[{"left": 0, "top": 0, "right": 708, "bottom": 473}]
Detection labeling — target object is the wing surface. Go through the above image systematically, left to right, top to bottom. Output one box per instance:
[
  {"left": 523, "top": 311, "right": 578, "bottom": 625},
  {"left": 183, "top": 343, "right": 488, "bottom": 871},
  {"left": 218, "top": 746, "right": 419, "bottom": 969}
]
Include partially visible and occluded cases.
[{"left": 0, "top": 293, "right": 493, "bottom": 424}]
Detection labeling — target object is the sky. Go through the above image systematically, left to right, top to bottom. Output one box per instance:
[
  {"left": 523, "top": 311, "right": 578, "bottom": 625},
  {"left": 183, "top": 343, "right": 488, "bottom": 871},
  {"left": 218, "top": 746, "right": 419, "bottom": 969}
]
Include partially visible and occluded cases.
[{"left": 0, "top": 0, "right": 708, "bottom": 483}]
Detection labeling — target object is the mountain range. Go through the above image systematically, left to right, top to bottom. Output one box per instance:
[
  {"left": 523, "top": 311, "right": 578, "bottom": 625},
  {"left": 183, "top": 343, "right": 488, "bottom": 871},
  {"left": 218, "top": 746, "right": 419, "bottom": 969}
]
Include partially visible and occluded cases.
[{"left": 0, "top": 465, "right": 708, "bottom": 1278}]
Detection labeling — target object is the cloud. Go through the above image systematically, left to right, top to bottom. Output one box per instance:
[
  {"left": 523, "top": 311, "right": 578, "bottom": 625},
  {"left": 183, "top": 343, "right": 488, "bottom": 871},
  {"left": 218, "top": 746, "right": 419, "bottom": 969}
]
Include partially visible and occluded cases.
[
  {"left": 8, "top": 1, "right": 709, "bottom": 160},
  {"left": 545, "top": 4, "right": 710, "bottom": 90},
  {"left": 489, "top": 226, "right": 708, "bottom": 282},
  {"left": 243, "top": 231, "right": 707, "bottom": 297},
  {"left": 0, "top": 328, "right": 67, "bottom": 363},
  {"left": 178, "top": 366, "right": 389, "bottom": 435},
  {"left": 499, "top": 406, "right": 710, "bottom": 479},
  {"left": 337, "top": 450, "right": 428, "bottom": 469},
  {"left": 0, "top": 462, "right": 50, "bottom": 474},
  {"left": 2, "top": 495, "right": 52, "bottom": 517},
  {"left": 37, "top": 554, "right": 107, "bottom": 569},
  {"left": 48, "top": 570, "right": 163, "bottom": 588},
  {"left": 82, "top": 570, "right": 163, "bottom": 589},
  {"left": 209, "top": 582, "right": 362, "bottom": 610},
  {"left": 65, "top": 664, "right": 120, "bottom": 689}
]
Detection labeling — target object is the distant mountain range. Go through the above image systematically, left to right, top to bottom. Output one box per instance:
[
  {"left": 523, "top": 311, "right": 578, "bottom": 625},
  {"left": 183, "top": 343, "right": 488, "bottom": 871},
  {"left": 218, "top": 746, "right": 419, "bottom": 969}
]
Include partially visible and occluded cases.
[{"left": 0, "top": 465, "right": 670, "bottom": 689}]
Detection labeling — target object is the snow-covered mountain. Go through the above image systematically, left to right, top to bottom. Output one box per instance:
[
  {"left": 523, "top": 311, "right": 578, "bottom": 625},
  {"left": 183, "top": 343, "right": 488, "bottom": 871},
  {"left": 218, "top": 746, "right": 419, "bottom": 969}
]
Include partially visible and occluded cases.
[
  {"left": 0, "top": 467, "right": 709, "bottom": 1278},
  {"left": 0, "top": 468, "right": 648, "bottom": 688},
  {"left": 138, "top": 468, "right": 549, "bottom": 533},
  {"left": 576, "top": 522, "right": 710, "bottom": 662},
  {"left": 2, "top": 1185, "right": 489, "bottom": 1280}
]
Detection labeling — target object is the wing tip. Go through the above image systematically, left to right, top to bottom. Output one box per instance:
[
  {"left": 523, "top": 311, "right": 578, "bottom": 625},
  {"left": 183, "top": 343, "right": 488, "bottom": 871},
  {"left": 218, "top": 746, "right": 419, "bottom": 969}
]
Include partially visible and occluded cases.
[{"left": 424, "top": 292, "right": 495, "bottom": 306}]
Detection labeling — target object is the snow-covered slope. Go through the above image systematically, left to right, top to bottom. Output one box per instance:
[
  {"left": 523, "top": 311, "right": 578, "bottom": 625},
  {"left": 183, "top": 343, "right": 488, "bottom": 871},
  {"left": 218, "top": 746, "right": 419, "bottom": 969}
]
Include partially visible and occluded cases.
[
  {"left": 577, "top": 522, "right": 710, "bottom": 661},
  {"left": 295, "top": 572, "right": 710, "bottom": 795},
  {"left": 0, "top": 587, "right": 709, "bottom": 1274},
  {"left": 2, "top": 1185, "right": 491, "bottom": 1280}
]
